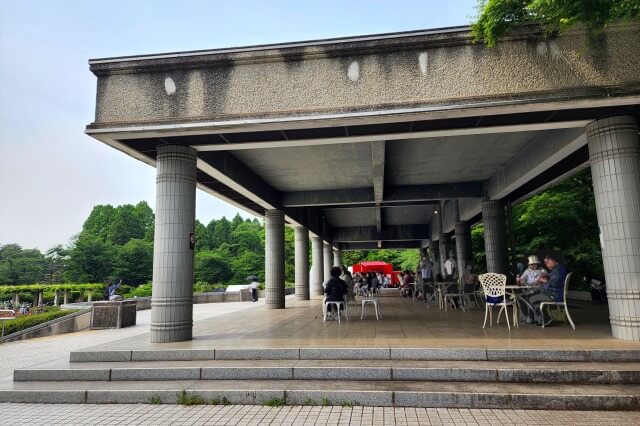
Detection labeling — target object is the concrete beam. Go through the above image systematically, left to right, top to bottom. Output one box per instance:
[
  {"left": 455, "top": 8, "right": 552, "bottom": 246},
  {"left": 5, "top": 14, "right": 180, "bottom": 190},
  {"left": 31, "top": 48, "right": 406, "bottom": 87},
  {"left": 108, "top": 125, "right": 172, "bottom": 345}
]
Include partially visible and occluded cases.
[
  {"left": 485, "top": 128, "right": 586, "bottom": 200},
  {"left": 371, "top": 140, "right": 386, "bottom": 235},
  {"left": 198, "top": 151, "right": 280, "bottom": 210},
  {"left": 282, "top": 182, "right": 484, "bottom": 208},
  {"left": 385, "top": 182, "right": 485, "bottom": 203},
  {"left": 282, "top": 188, "right": 373, "bottom": 208},
  {"left": 332, "top": 224, "right": 430, "bottom": 242},
  {"left": 338, "top": 241, "right": 421, "bottom": 250}
]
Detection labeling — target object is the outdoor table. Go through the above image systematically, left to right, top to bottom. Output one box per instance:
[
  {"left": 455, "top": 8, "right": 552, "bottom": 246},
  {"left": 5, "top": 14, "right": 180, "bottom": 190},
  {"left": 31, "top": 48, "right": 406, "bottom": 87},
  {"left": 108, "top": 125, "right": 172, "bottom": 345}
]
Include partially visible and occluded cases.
[
  {"left": 435, "top": 281, "right": 458, "bottom": 310},
  {"left": 503, "top": 285, "right": 535, "bottom": 326}
]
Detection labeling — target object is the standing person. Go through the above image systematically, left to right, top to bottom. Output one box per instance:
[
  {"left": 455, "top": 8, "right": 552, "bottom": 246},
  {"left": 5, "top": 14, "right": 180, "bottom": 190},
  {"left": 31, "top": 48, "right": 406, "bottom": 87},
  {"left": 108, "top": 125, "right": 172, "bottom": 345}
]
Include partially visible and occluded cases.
[
  {"left": 444, "top": 251, "right": 457, "bottom": 281},
  {"left": 420, "top": 257, "right": 433, "bottom": 283},
  {"left": 324, "top": 266, "right": 348, "bottom": 319},
  {"left": 340, "top": 266, "right": 355, "bottom": 305},
  {"left": 249, "top": 276, "right": 259, "bottom": 302}
]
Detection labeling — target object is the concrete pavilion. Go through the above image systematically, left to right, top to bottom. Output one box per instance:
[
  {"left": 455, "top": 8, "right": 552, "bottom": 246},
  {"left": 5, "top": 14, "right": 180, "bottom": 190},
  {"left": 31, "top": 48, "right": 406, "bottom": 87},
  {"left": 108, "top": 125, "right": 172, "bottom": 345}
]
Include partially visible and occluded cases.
[{"left": 86, "top": 24, "right": 640, "bottom": 343}]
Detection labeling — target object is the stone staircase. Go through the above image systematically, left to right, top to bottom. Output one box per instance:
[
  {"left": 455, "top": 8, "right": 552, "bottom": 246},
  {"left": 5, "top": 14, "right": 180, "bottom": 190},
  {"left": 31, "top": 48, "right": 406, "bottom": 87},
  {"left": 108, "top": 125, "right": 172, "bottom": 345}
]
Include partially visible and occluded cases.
[{"left": 3, "top": 348, "right": 640, "bottom": 409}]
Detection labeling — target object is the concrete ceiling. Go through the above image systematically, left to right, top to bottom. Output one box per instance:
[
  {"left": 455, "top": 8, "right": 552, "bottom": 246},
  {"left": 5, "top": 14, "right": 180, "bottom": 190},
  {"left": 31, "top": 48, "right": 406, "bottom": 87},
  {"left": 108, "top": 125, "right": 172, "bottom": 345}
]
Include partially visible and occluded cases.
[
  {"left": 386, "top": 131, "right": 545, "bottom": 186},
  {"left": 232, "top": 143, "right": 372, "bottom": 192}
]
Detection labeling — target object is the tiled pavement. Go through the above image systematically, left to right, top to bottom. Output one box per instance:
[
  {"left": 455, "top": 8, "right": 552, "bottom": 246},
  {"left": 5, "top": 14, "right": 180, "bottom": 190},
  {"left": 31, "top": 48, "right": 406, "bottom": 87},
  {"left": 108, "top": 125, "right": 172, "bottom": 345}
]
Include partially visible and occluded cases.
[{"left": 0, "top": 403, "right": 638, "bottom": 425}]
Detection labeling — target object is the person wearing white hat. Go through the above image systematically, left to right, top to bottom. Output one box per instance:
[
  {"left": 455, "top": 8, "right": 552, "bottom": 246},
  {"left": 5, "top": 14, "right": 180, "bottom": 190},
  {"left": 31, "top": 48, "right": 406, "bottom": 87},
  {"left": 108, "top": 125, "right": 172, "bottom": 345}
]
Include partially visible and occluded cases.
[{"left": 517, "top": 255, "right": 545, "bottom": 286}]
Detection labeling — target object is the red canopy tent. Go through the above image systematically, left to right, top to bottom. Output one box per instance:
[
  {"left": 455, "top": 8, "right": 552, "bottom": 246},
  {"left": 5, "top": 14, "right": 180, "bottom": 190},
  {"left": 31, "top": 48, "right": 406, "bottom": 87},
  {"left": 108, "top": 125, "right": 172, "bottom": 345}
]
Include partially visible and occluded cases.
[
  {"left": 351, "top": 261, "right": 402, "bottom": 286},
  {"left": 352, "top": 261, "right": 393, "bottom": 274}
]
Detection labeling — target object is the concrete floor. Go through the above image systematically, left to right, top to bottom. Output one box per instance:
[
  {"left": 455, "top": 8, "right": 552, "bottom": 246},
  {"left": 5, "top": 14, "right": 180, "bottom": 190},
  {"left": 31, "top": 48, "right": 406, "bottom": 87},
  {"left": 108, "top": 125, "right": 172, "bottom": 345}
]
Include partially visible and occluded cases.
[{"left": 82, "top": 291, "right": 640, "bottom": 352}]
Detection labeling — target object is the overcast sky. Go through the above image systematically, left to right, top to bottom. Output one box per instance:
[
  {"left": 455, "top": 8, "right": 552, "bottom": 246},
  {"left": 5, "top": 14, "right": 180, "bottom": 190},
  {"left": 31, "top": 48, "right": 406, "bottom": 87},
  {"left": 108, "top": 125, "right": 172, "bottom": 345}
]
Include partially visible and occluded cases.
[{"left": 0, "top": 0, "right": 477, "bottom": 251}]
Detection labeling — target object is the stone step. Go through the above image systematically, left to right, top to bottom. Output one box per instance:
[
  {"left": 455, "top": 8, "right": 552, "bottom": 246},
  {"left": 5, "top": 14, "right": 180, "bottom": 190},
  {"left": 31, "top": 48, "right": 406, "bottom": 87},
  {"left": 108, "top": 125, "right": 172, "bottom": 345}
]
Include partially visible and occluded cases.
[
  {"left": 69, "top": 347, "right": 640, "bottom": 363},
  {"left": 14, "top": 359, "right": 640, "bottom": 384},
  {"left": 1, "top": 379, "right": 638, "bottom": 410}
]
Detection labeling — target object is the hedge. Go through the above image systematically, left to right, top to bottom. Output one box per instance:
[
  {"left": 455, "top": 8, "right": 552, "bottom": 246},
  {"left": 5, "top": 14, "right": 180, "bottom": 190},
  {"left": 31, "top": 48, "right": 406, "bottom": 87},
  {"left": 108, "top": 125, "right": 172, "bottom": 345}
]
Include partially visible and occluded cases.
[
  {"left": 0, "top": 283, "right": 103, "bottom": 296},
  {"left": 1, "top": 309, "right": 76, "bottom": 336}
]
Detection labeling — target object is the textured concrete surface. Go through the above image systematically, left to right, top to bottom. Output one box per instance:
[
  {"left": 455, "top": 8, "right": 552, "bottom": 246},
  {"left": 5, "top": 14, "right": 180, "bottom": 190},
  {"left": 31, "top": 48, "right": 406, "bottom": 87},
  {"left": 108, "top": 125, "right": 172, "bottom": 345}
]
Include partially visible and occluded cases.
[{"left": 90, "top": 26, "right": 640, "bottom": 125}]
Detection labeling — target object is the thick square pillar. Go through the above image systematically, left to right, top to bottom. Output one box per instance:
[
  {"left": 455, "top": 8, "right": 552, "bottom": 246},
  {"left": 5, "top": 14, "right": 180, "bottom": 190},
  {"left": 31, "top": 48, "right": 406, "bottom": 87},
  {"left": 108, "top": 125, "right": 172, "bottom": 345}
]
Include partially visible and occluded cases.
[
  {"left": 587, "top": 116, "right": 640, "bottom": 341},
  {"left": 151, "top": 145, "right": 197, "bottom": 343},
  {"left": 482, "top": 199, "right": 509, "bottom": 274},
  {"left": 265, "top": 210, "right": 285, "bottom": 309},
  {"left": 455, "top": 221, "right": 473, "bottom": 274},
  {"left": 294, "top": 227, "right": 310, "bottom": 301},
  {"left": 310, "top": 236, "right": 324, "bottom": 296},
  {"left": 323, "top": 242, "right": 333, "bottom": 283}
]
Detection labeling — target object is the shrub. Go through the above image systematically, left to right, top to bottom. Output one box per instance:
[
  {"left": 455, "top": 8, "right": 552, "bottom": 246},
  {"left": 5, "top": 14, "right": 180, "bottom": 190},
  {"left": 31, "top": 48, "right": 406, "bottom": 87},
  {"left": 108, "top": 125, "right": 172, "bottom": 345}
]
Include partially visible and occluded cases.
[
  {"left": 126, "top": 283, "right": 152, "bottom": 298},
  {"left": 1, "top": 308, "right": 75, "bottom": 336}
]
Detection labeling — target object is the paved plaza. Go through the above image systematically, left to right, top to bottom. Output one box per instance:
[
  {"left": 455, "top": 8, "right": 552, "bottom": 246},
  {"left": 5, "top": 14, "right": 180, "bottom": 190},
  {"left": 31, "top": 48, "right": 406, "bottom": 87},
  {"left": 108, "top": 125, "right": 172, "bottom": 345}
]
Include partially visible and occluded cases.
[
  {"left": 78, "top": 292, "right": 640, "bottom": 353},
  {"left": 0, "top": 403, "right": 638, "bottom": 425}
]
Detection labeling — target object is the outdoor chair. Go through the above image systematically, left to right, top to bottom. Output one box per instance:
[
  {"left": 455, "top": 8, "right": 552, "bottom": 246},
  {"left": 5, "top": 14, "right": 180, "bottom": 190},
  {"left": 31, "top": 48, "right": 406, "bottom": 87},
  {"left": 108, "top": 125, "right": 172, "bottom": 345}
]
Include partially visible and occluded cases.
[
  {"left": 540, "top": 272, "right": 575, "bottom": 329},
  {"left": 479, "top": 273, "right": 516, "bottom": 330},
  {"left": 444, "top": 281, "right": 477, "bottom": 312},
  {"left": 361, "top": 298, "right": 381, "bottom": 320},
  {"left": 323, "top": 300, "right": 348, "bottom": 322}
]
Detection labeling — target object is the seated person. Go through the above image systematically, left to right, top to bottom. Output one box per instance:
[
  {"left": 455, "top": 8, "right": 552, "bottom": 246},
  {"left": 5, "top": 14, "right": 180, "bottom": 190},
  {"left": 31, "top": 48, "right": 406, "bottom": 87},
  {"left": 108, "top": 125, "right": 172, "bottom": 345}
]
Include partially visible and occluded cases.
[
  {"left": 518, "top": 255, "right": 545, "bottom": 286},
  {"left": 523, "top": 255, "right": 567, "bottom": 326},
  {"left": 324, "top": 266, "right": 348, "bottom": 319},
  {"left": 401, "top": 271, "right": 414, "bottom": 297},
  {"left": 108, "top": 280, "right": 124, "bottom": 301}
]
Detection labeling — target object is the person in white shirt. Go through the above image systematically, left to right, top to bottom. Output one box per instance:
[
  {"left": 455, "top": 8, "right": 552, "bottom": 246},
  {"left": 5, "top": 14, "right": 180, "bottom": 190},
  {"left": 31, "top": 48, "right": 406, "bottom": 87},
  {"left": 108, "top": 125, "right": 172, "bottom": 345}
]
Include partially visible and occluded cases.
[
  {"left": 444, "top": 252, "right": 457, "bottom": 281},
  {"left": 518, "top": 255, "right": 545, "bottom": 286},
  {"left": 249, "top": 278, "right": 259, "bottom": 302}
]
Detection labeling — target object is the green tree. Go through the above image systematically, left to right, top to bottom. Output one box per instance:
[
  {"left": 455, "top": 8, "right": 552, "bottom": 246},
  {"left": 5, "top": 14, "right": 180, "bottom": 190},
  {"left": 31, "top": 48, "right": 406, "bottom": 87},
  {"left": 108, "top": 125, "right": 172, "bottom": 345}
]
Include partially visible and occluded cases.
[
  {"left": 472, "top": 0, "right": 639, "bottom": 47},
  {"left": 82, "top": 205, "right": 115, "bottom": 241},
  {"left": 212, "top": 217, "right": 231, "bottom": 249},
  {"left": 64, "top": 233, "right": 114, "bottom": 283},
  {"left": 113, "top": 239, "right": 153, "bottom": 285},
  {"left": 0, "top": 244, "right": 45, "bottom": 284},
  {"left": 43, "top": 245, "right": 67, "bottom": 284},
  {"left": 194, "top": 251, "right": 233, "bottom": 283}
]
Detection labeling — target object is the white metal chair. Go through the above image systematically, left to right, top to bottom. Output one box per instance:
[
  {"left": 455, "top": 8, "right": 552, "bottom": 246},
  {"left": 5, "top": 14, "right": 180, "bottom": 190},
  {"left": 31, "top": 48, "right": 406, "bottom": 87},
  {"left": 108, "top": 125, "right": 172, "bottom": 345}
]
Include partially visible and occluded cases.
[
  {"left": 540, "top": 272, "right": 575, "bottom": 329},
  {"left": 479, "top": 273, "right": 516, "bottom": 330},
  {"left": 361, "top": 299, "right": 381, "bottom": 320},
  {"left": 323, "top": 301, "right": 348, "bottom": 322}
]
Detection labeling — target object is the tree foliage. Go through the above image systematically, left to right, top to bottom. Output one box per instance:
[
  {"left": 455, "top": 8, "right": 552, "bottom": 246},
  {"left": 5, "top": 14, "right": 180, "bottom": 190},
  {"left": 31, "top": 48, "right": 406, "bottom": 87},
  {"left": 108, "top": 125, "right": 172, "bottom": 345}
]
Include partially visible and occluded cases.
[{"left": 472, "top": 0, "right": 639, "bottom": 46}]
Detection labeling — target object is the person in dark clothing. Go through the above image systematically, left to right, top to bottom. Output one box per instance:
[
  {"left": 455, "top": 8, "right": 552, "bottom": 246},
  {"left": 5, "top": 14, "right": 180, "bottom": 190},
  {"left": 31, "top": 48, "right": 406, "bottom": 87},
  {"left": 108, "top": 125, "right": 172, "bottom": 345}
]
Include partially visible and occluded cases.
[
  {"left": 523, "top": 255, "right": 568, "bottom": 326},
  {"left": 324, "top": 266, "right": 348, "bottom": 318}
]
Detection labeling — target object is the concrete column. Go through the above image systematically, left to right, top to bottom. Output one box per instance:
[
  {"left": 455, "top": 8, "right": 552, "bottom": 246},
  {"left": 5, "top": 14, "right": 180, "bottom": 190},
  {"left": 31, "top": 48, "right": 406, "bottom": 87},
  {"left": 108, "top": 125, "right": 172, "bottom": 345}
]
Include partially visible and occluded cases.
[
  {"left": 587, "top": 116, "right": 640, "bottom": 341},
  {"left": 151, "top": 145, "right": 197, "bottom": 343},
  {"left": 482, "top": 200, "right": 509, "bottom": 274},
  {"left": 265, "top": 210, "right": 285, "bottom": 309},
  {"left": 455, "top": 222, "right": 473, "bottom": 276},
  {"left": 294, "top": 227, "right": 310, "bottom": 301},
  {"left": 438, "top": 233, "right": 451, "bottom": 278},
  {"left": 310, "top": 236, "right": 324, "bottom": 296},
  {"left": 323, "top": 242, "right": 332, "bottom": 282},
  {"left": 333, "top": 249, "right": 342, "bottom": 267},
  {"left": 54, "top": 291, "right": 59, "bottom": 306},
  {"left": 63, "top": 291, "right": 68, "bottom": 305},
  {"left": 87, "top": 291, "right": 92, "bottom": 303},
  {"left": 37, "top": 292, "right": 43, "bottom": 306},
  {"left": 13, "top": 293, "right": 19, "bottom": 304}
]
